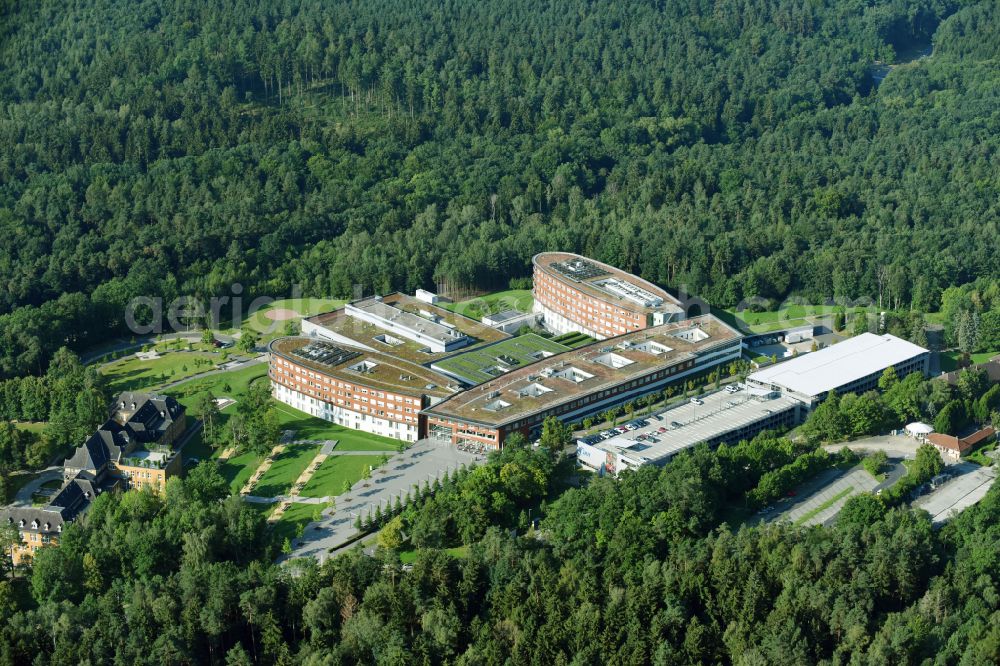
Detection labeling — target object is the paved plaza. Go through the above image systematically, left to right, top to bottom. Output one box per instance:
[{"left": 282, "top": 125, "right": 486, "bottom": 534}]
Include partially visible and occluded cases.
[
  {"left": 285, "top": 437, "right": 480, "bottom": 562},
  {"left": 913, "top": 463, "right": 997, "bottom": 524}
]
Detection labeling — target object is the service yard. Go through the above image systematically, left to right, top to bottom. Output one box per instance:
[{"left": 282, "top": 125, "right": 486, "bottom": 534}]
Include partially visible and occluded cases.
[{"left": 912, "top": 464, "right": 997, "bottom": 524}]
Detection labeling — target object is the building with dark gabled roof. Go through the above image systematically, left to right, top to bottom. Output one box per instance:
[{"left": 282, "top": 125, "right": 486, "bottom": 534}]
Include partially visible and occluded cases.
[
  {"left": 110, "top": 392, "right": 186, "bottom": 445},
  {"left": 1, "top": 393, "right": 186, "bottom": 567},
  {"left": 63, "top": 419, "right": 127, "bottom": 483},
  {"left": 0, "top": 474, "right": 111, "bottom": 565}
]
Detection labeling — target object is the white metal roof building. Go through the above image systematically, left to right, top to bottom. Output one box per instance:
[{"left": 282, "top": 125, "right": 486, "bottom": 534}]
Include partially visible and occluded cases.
[
  {"left": 746, "top": 333, "right": 930, "bottom": 406},
  {"left": 576, "top": 387, "right": 801, "bottom": 475}
]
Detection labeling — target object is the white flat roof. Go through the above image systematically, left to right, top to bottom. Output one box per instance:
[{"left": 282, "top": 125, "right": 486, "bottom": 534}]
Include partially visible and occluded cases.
[
  {"left": 747, "top": 333, "right": 927, "bottom": 398},
  {"left": 593, "top": 388, "right": 800, "bottom": 464}
]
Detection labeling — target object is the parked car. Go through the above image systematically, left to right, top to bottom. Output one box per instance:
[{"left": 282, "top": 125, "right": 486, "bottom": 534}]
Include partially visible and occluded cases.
[
  {"left": 725, "top": 385, "right": 739, "bottom": 394},
  {"left": 690, "top": 398, "right": 703, "bottom": 406},
  {"left": 670, "top": 421, "right": 682, "bottom": 428},
  {"left": 658, "top": 426, "right": 667, "bottom": 433}
]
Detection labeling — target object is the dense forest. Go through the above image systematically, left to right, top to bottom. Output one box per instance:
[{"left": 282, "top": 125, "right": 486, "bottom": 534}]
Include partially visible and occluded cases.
[
  {"left": 0, "top": 0, "right": 999, "bottom": 375},
  {"left": 2, "top": 1, "right": 1000, "bottom": 659},
  {"left": 1, "top": 431, "right": 999, "bottom": 664}
]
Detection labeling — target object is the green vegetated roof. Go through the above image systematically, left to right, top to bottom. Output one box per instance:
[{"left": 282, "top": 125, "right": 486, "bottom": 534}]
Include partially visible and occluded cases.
[{"left": 433, "top": 334, "right": 571, "bottom": 385}]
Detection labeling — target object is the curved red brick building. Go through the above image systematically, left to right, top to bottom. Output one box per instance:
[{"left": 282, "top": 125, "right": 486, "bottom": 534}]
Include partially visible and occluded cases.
[
  {"left": 532, "top": 252, "right": 686, "bottom": 340},
  {"left": 268, "top": 336, "right": 457, "bottom": 442}
]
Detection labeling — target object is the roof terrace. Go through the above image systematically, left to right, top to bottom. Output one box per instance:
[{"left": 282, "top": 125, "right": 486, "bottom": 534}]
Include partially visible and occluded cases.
[
  {"left": 304, "top": 293, "right": 508, "bottom": 363},
  {"left": 424, "top": 315, "right": 741, "bottom": 427},
  {"left": 269, "top": 336, "right": 459, "bottom": 399}
]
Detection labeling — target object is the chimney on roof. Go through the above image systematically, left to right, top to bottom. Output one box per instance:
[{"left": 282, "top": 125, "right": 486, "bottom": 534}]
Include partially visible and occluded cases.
[
  {"left": 120, "top": 401, "right": 125, "bottom": 408},
  {"left": 131, "top": 402, "right": 136, "bottom": 410},
  {"left": 159, "top": 410, "right": 165, "bottom": 418}
]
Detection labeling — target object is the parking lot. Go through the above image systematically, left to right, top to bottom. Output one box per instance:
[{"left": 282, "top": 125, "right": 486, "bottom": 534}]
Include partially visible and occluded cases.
[
  {"left": 576, "top": 384, "right": 799, "bottom": 469},
  {"left": 578, "top": 384, "right": 748, "bottom": 444},
  {"left": 912, "top": 463, "right": 997, "bottom": 524},
  {"left": 759, "top": 466, "right": 878, "bottom": 527}
]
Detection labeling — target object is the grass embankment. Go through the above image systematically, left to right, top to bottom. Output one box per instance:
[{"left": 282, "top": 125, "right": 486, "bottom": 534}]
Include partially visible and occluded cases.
[
  {"left": 101, "top": 351, "right": 221, "bottom": 393},
  {"left": 272, "top": 404, "right": 400, "bottom": 451},
  {"left": 250, "top": 442, "right": 322, "bottom": 498},
  {"left": 965, "top": 442, "right": 997, "bottom": 467},
  {"left": 219, "top": 450, "right": 264, "bottom": 493},
  {"left": 299, "top": 455, "right": 386, "bottom": 499},
  {"left": 272, "top": 502, "right": 327, "bottom": 545}
]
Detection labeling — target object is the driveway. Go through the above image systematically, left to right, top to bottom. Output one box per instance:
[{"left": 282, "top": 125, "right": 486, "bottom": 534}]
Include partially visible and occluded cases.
[
  {"left": 282, "top": 438, "right": 481, "bottom": 563},
  {"left": 912, "top": 464, "right": 997, "bottom": 524},
  {"left": 10, "top": 467, "right": 63, "bottom": 506}
]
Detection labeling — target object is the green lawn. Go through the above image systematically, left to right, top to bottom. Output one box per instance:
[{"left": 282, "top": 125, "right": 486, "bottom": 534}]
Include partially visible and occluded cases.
[
  {"left": 439, "top": 289, "right": 533, "bottom": 320},
  {"left": 242, "top": 297, "right": 345, "bottom": 334},
  {"left": 726, "top": 305, "right": 867, "bottom": 334},
  {"left": 431, "top": 333, "right": 570, "bottom": 384},
  {"left": 100, "top": 350, "right": 221, "bottom": 393},
  {"left": 940, "top": 350, "right": 1000, "bottom": 373},
  {"left": 168, "top": 363, "right": 269, "bottom": 406},
  {"left": 168, "top": 363, "right": 270, "bottom": 466},
  {"left": 272, "top": 404, "right": 401, "bottom": 451},
  {"left": 13, "top": 421, "right": 47, "bottom": 435},
  {"left": 250, "top": 442, "right": 322, "bottom": 498},
  {"left": 219, "top": 449, "right": 264, "bottom": 493},
  {"left": 299, "top": 455, "right": 386, "bottom": 498},
  {"left": 272, "top": 501, "right": 326, "bottom": 545},
  {"left": 398, "top": 545, "right": 469, "bottom": 564}
]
